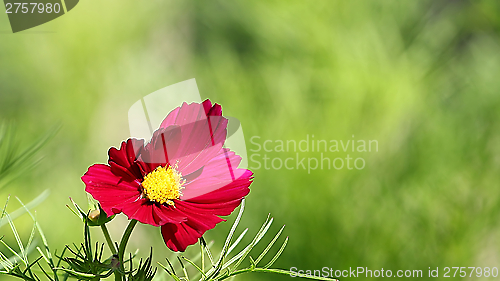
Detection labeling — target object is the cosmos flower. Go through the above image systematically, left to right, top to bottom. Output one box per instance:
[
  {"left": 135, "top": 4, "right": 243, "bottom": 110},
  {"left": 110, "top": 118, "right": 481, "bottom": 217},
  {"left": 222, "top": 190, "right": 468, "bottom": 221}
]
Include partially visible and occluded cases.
[{"left": 82, "top": 100, "right": 253, "bottom": 251}]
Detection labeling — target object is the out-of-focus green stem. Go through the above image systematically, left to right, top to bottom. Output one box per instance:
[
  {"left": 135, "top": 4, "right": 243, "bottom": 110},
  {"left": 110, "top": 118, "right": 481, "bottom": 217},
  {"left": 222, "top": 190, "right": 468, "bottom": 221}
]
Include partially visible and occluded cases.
[
  {"left": 100, "top": 224, "right": 117, "bottom": 255},
  {"left": 114, "top": 271, "right": 122, "bottom": 281}
]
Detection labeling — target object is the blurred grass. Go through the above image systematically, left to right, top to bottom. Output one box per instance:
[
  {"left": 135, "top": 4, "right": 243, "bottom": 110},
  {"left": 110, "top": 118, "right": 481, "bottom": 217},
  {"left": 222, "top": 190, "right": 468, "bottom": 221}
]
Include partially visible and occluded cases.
[{"left": 1, "top": 0, "right": 500, "bottom": 280}]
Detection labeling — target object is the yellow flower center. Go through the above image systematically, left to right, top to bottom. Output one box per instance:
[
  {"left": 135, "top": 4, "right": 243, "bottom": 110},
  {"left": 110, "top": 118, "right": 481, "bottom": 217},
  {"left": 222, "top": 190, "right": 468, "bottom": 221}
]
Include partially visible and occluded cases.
[{"left": 141, "top": 165, "right": 185, "bottom": 206}]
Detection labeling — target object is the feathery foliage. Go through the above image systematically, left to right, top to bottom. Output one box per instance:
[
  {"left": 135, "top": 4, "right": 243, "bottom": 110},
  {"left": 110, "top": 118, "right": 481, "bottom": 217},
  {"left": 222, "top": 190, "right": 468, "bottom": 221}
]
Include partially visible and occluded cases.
[
  {"left": 0, "top": 121, "right": 58, "bottom": 189},
  {"left": 2, "top": 197, "right": 337, "bottom": 281},
  {"left": 157, "top": 200, "right": 337, "bottom": 281}
]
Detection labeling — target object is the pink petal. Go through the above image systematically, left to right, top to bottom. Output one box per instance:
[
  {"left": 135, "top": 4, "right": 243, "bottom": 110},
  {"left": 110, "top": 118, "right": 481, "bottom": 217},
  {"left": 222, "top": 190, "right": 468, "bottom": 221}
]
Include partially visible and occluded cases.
[
  {"left": 202, "top": 99, "right": 222, "bottom": 116},
  {"left": 146, "top": 102, "right": 229, "bottom": 175},
  {"left": 160, "top": 102, "right": 205, "bottom": 129},
  {"left": 139, "top": 126, "right": 182, "bottom": 174},
  {"left": 108, "top": 139, "right": 145, "bottom": 180},
  {"left": 181, "top": 149, "right": 252, "bottom": 200},
  {"left": 82, "top": 164, "right": 142, "bottom": 215},
  {"left": 185, "top": 171, "right": 252, "bottom": 204},
  {"left": 118, "top": 199, "right": 186, "bottom": 226},
  {"left": 176, "top": 199, "right": 244, "bottom": 217},
  {"left": 161, "top": 211, "right": 223, "bottom": 252}
]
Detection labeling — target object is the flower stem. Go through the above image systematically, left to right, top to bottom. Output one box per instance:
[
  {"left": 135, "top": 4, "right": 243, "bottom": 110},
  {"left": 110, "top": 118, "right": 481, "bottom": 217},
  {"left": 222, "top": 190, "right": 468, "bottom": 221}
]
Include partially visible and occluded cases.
[
  {"left": 113, "top": 219, "right": 138, "bottom": 281},
  {"left": 118, "top": 219, "right": 138, "bottom": 265},
  {"left": 100, "top": 224, "right": 117, "bottom": 255},
  {"left": 200, "top": 239, "right": 205, "bottom": 273}
]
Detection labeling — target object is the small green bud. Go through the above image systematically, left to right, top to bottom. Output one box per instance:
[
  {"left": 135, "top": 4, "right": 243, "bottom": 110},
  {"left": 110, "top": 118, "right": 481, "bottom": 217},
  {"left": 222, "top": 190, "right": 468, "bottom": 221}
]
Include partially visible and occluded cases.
[{"left": 88, "top": 209, "right": 100, "bottom": 222}]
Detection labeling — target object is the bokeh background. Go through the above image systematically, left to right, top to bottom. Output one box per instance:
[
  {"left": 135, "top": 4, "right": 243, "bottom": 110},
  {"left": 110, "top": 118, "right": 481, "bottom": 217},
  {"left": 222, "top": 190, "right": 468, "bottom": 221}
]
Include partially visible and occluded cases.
[{"left": 2, "top": 0, "right": 500, "bottom": 280}]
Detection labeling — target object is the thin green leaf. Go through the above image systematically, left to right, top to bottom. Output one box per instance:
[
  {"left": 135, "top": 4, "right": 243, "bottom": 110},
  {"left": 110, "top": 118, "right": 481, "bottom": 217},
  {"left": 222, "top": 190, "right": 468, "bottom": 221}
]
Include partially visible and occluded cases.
[
  {"left": 0, "top": 124, "right": 59, "bottom": 189},
  {"left": 2, "top": 190, "right": 50, "bottom": 228},
  {"left": 0, "top": 195, "right": 10, "bottom": 224},
  {"left": 16, "top": 198, "right": 54, "bottom": 267},
  {"left": 221, "top": 199, "right": 245, "bottom": 258},
  {"left": 205, "top": 200, "right": 246, "bottom": 279},
  {"left": 65, "top": 205, "right": 81, "bottom": 219},
  {"left": 230, "top": 216, "right": 273, "bottom": 272},
  {"left": 25, "top": 223, "right": 37, "bottom": 258},
  {"left": 255, "top": 225, "right": 285, "bottom": 265},
  {"left": 227, "top": 228, "right": 248, "bottom": 257},
  {"left": 263, "top": 236, "right": 288, "bottom": 269},
  {"left": 2, "top": 237, "right": 39, "bottom": 271},
  {"left": 200, "top": 238, "right": 214, "bottom": 266},
  {"left": 0, "top": 239, "right": 24, "bottom": 265},
  {"left": 188, "top": 240, "right": 213, "bottom": 266},
  {"left": 190, "top": 241, "right": 215, "bottom": 281},
  {"left": 36, "top": 247, "right": 49, "bottom": 264},
  {"left": 56, "top": 247, "right": 67, "bottom": 268},
  {"left": 0, "top": 251, "right": 14, "bottom": 270},
  {"left": 22, "top": 256, "right": 43, "bottom": 275},
  {"left": 176, "top": 256, "right": 189, "bottom": 280},
  {"left": 180, "top": 256, "right": 206, "bottom": 279},
  {"left": 248, "top": 256, "right": 256, "bottom": 270},
  {"left": 165, "top": 258, "right": 176, "bottom": 276},
  {"left": 157, "top": 262, "right": 182, "bottom": 281},
  {"left": 36, "top": 263, "right": 54, "bottom": 281},
  {"left": 53, "top": 268, "right": 98, "bottom": 279}
]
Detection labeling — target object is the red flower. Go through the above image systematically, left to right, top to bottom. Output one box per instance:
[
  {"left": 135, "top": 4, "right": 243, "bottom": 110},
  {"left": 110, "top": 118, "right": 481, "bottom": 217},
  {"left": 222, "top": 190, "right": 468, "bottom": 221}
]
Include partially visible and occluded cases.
[{"left": 82, "top": 100, "right": 253, "bottom": 252}]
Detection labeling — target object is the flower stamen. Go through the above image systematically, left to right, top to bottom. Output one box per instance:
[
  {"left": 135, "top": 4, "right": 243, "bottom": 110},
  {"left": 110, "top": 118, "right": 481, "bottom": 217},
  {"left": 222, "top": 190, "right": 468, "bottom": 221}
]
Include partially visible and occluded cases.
[{"left": 141, "top": 165, "right": 185, "bottom": 206}]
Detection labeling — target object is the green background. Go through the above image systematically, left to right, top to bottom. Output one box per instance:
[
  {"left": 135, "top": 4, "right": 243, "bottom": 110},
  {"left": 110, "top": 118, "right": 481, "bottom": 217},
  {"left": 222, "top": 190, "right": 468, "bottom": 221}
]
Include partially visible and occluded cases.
[{"left": 2, "top": 1, "right": 500, "bottom": 280}]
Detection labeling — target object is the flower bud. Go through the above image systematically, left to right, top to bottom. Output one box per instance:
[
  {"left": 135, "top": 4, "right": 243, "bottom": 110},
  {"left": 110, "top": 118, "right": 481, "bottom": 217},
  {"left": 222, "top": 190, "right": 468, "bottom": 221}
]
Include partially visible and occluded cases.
[{"left": 88, "top": 209, "right": 100, "bottom": 222}]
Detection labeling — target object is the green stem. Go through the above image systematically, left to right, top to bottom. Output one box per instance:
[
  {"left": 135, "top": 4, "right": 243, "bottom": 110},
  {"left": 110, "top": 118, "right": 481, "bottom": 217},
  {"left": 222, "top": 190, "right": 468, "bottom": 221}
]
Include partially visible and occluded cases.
[
  {"left": 113, "top": 219, "right": 138, "bottom": 281},
  {"left": 118, "top": 219, "right": 138, "bottom": 265},
  {"left": 100, "top": 224, "right": 117, "bottom": 255},
  {"left": 200, "top": 239, "right": 205, "bottom": 273},
  {"left": 219, "top": 268, "right": 339, "bottom": 281},
  {"left": 114, "top": 271, "right": 122, "bottom": 281}
]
